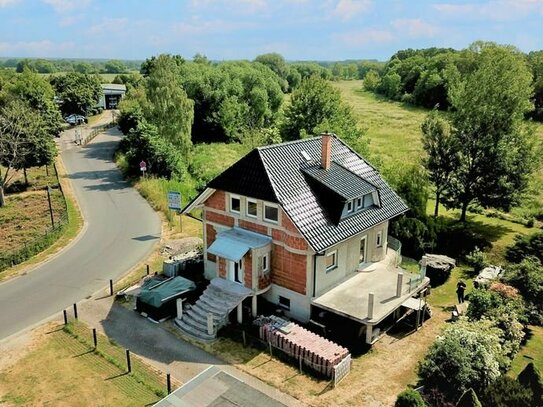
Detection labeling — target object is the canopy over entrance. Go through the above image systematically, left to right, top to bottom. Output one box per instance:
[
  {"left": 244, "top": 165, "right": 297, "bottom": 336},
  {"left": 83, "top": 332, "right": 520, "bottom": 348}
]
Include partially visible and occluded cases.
[{"left": 207, "top": 227, "right": 271, "bottom": 262}]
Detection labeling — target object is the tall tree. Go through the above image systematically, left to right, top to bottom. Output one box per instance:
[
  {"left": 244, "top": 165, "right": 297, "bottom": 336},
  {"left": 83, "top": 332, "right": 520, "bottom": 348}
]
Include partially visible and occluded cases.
[
  {"left": 445, "top": 44, "right": 536, "bottom": 221},
  {"left": 144, "top": 54, "right": 194, "bottom": 159},
  {"left": 51, "top": 72, "right": 103, "bottom": 116},
  {"left": 281, "top": 75, "right": 362, "bottom": 144},
  {"left": 0, "top": 100, "right": 45, "bottom": 206},
  {"left": 421, "top": 111, "right": 458, "bottom": 217}
]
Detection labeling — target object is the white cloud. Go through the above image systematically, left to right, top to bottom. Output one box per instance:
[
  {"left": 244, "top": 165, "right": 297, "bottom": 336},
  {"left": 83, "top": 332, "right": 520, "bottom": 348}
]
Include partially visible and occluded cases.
[
  {"left": 0, "top": 0, "right": 19, "bottom": 7},
  {"left": 42, "top": 0, "right": 91, "bottom": 13},
  {"left": 191, "top": 0, "right": 267, "bottom": 14},
  {"left": 332, "top": 0, "right": 372, "bottom": 21},
  {"left": 434, "top": 1, "right": 543, "bottom": 21},
  {"left": 86, "top": 17, "right": 128, "bottom": 35},
  {"left": 172, "top": 18, "right": 257, "bottom": 35},
  {"left": 391, "top": 19, "right": 441, "bottom": 38},
  {"left": 334, "top": 28, "right": 394, "bottom": 48},
  {"left": 0, "top": 40, "right": 75, "bottom": 56}
]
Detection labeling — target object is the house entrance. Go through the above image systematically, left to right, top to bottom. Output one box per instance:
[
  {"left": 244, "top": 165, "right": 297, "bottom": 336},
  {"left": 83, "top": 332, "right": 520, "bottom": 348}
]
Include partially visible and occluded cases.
[
  {"left": 359, "top": 236, "right": 367, "bottom": 264},
  {"left": 228, "top": 259, "right": 244, "bottom": 285}
]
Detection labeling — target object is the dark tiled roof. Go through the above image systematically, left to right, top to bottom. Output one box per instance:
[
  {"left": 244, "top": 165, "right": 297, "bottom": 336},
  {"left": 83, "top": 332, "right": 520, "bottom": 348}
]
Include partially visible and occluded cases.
[
  {"left": 205, "top": 135, "right": 408, "bottom": 253},
  {"left": 208, "top": 149, "right": 277, "bottom": 203},
  {"left": 302, "top": 162, "right": 376, "bottom": 200}
]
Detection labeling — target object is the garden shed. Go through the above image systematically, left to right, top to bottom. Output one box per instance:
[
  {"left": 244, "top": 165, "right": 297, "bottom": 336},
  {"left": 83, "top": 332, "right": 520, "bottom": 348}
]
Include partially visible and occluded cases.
[{"left": 136, "top": 276, "right": 196, "bottom": 321}]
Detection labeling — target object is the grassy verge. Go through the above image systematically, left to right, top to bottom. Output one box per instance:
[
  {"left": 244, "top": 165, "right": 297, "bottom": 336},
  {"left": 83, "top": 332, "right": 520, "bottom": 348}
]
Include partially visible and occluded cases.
[
  {"left": 0, "top": 322, "right": 168, "bottom": 406},
  {"left": 509, "top": 325, "right": 543, "bottom": 375}
]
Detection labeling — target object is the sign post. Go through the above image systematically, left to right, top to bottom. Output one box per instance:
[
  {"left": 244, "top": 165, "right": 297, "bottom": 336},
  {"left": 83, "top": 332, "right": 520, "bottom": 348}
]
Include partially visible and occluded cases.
[
  {"left": 139, "top": 160, "right": 147, "bottom": 177},
  {"left": 167, "top": 191, "right": 182, "bottom": 232}
]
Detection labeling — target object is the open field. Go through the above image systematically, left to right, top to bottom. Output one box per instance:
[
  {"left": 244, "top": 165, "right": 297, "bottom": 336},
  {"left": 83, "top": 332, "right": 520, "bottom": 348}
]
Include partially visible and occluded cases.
[{"left": 0, "top": 322, "right": 167, "bottom": 407}]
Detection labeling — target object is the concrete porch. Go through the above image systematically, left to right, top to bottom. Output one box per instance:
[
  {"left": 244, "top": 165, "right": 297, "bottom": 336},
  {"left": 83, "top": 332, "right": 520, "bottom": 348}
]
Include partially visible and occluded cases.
[{"left": 311, "top": 249, "right": 430, "bottom": 343}]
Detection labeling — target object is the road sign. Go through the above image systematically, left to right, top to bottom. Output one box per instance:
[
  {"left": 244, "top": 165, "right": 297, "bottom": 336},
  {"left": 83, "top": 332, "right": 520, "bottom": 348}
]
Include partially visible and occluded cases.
[
  {"left": 140, "top": 160, "right": 147, "bottom": 174},
  {"left": 168, "top": 191, "right": 181, "bottom": 210}
]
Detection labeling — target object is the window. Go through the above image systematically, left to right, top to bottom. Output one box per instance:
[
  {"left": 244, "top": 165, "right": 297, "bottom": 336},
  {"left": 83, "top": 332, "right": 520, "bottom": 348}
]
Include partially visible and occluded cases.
[
  {"left": 363, "top": 193, "right": 374, "bottom": 208},
  {"left": 230, "top": 194, "right": 241, "bottom": 213},
  {"left": 356, "top": 197, "right": 362, "bottom": 209},
  {"left": 247, "top": 198, "right": 257, "bottom": 218},
  {"left": 347, "top": 201, "right": 354, "bottom": 213},
  {"left": 264, "top": 203, "right": 279, "bottom": 223},
  {"left": 376, "top": 231, "right": 382, "bottom": 247},
  {"left": 325, "top": 250, "right": 337, "bottom": 271},
  {"left": 262, "top": 253, "right": 269, "bottom": 272},
  {"left": 279, "top": 296, "right": 290, "bottom": 310}
]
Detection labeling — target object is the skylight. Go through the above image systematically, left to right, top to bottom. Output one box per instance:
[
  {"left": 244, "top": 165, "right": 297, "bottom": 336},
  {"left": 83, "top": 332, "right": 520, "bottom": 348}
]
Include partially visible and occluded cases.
[{"left": 300, "top": 150, "right": 312, "bottom": 162}]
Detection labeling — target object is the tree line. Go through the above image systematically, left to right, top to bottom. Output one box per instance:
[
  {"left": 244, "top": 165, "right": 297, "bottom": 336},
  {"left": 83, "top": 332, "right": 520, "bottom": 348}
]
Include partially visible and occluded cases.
[
  {"left": 363, "top": 41, "right": 543, "bottom": 121},
  {"left": 0, "top": 58, "right": 142, "bottom": 74}
]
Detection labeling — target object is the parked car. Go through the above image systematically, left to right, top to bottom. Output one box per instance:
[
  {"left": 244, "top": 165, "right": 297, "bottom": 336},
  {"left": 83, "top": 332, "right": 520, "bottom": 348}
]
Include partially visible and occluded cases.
[{"left": 65, "top": 114, "right": 87, "bottom": 125}]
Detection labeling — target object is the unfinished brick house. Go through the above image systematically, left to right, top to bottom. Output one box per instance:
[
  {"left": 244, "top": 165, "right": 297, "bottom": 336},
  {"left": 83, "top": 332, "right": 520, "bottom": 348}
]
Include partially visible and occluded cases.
[{"left": 178, "top": 133, "right": 430, "bottom": 343}]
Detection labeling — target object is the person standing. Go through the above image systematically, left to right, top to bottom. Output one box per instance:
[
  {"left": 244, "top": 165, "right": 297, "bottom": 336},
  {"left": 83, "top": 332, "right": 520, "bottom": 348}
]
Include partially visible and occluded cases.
[{"left": 456, "top": 280, "right": 467, "bottom": 303}]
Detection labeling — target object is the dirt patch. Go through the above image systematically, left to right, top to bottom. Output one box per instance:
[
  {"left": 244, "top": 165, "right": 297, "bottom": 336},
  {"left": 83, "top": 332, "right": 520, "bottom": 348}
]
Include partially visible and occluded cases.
[{"left": 160, "top": 237, "right": 202, "bottom": 257}]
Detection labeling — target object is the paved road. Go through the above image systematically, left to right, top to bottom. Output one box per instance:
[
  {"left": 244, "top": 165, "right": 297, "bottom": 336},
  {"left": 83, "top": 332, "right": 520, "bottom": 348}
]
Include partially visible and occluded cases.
[{"left": 0, "top": 124, "right": 161, "bottom": 340}]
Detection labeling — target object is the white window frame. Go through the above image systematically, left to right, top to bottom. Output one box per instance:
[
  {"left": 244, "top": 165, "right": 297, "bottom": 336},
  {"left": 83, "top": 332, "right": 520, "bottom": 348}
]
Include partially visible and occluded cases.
[
  {"left": 230, "top": 194, "right": 241, "bottom": 214},
  {"left": 356, "top": 197, "right": 363, "bottom": 209},
  {"left": 246, "top": 198, "right": 257, "bottom": 218},
  {"left": 347, "top": 200, "right": 354, "bottom": 213},
  {"left": 263, "top": 203, "right": 279, "bottom": 223},
  {"left": 376, "top": 231, "right": 383, "bottom": 247},
  {"left": 325, "top": 250, "right": 337, "bottom": 272},
  {"left": 262, "top": 253, "right": 269, "bottom": 273}
]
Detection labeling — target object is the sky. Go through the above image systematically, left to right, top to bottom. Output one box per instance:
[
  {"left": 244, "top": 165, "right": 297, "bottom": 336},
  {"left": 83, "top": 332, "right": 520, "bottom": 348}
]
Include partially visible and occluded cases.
[{"left": 0, "top": 0, "right": 542, "bottom": 61}]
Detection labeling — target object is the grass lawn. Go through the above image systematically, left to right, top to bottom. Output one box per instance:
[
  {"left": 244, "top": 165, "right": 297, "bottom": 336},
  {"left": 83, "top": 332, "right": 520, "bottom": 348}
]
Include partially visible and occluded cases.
[
  {"left": 0, "top": 322, "right": 166, "bottom": 407},
  {"left": 509, "top": 325, "right": 543, "bottom": 376}
]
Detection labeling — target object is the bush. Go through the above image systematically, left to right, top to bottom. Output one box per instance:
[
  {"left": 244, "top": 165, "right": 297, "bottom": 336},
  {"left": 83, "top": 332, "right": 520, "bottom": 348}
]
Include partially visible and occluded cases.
[
  {"left": 506, "top": 231, "right": 543, "bottom": 264},
  {"left": 464, "top": 247, "right": 488, "bottom": 273},
  {"left": 418, "top": 319, "right": 503, "bottom": 400},
  {"left": 518, "top": 362, "right": 543, "bottom": 406},
  {"left": 481, "top": 375, "right": 533, "bottom": 407},
  {"left": 455, "top": 388, "right": 481, "bottom": 407},
  {"left": 395, "top": 389, "right": 426, "bottom": 407}
]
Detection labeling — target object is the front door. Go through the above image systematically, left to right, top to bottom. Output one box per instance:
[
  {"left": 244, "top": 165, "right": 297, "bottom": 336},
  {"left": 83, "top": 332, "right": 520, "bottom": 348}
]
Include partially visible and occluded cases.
[
  {"left": 359, "top": 236, "right": 367, "bottom": 264},
  {"left": 228, "top": 259, "right": 244, "bottom": 284}
]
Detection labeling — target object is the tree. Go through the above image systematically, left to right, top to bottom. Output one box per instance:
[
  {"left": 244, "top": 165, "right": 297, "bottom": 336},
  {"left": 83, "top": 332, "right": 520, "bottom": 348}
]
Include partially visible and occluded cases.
[
  {"left": 446, "top": 44, "right": 536, "bottom": 221},
  {"left": 255, "top": 52, "right": 289, "bottom": 92},
  {"left": 144, "top": 54, "right": 194, "bottom": 159},
  {"left": 104, "top": 59, "right": 128, "bottom": 74},
  {"left": 363, "top": 70, "right": 380, "bottom": 91},
  {"left": 51, "top": 72, "right": 103, "bottom": 116},
  {"left": 378, "top": 72, "right": 401, "bottom": 99},
  {"left": 281, "top": 75, "right": 361, "bottom": 143},
  {"left": 0, "top": 100, "right": 45, "bottom": 206},
  {"left": 421, "top": 111, "right": 458, "bottom": 217},
  {"left": 418, "top": 319, "right": 503, "bottom": 400},
  {"left": 518, "top": 362, "right": 543, "bottom": 406},
  {"left": 481, "top": 375, "right": 533, "bottom": 407},
  {"left": 455, "top": 388, "right": 481, "bottom": 407},
  {"left": 395, "top": 389, "right": 426, "bottom": 407}
]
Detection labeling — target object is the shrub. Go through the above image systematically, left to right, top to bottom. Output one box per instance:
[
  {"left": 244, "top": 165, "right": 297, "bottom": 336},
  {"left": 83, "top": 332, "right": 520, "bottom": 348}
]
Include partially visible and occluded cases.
[
  {"left": 506, "top": 231, "right": 543, "bottom": 264},
  {"left": 464, "top": 247, "right": 488, "bottom": 273},
  {"left": 418, "top": 319, "right": 503, "bottom": 400},
  {"left": 518, "top": 362, "right": 543, "bottom": 406},
  {"left": 481, "top": 375, "right": 533, "bottom": 407},
  {"left": 455, "top": 388, "right": 481, "bottom": 407},
  {"left": 395, "top": 389, "right": 426, "bottom": 407}
]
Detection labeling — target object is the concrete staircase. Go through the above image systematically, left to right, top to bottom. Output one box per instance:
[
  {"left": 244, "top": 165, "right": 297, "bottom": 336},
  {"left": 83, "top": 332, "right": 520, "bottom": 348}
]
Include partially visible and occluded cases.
[{"left": 175, "top": 278, "right": 252, "bottom": 341}]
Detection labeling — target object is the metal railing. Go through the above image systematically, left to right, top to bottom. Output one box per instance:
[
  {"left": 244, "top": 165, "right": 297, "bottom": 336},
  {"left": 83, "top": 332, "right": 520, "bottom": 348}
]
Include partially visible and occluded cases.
[{"left": 387, "top": 236, "right": 402, "bottom": 267}]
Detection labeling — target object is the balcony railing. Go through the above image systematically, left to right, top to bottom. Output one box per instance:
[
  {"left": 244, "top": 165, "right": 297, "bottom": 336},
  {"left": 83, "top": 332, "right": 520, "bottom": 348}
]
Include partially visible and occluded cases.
[{"left": 387, "top": 236, "right": 402, "bottom": 267}]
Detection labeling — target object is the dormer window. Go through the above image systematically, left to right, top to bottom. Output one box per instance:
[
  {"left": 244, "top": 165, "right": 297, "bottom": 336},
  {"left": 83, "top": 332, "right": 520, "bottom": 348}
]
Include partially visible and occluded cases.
[
  {"left": 356, "top": 197, "right": 362, "bottom": 209},
  {"left": 347, "top": 201, "right": 354, "bottom": 213}
]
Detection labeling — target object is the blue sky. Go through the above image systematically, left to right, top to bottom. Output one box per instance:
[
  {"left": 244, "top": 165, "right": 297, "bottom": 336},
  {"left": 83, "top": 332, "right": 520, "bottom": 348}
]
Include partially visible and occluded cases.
[{"left": 1, "top": 0, "right": 542, "bottom": 61}]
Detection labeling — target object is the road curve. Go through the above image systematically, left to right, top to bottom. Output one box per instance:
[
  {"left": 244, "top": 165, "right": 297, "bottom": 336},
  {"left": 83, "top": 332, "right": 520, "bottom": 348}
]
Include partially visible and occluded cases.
[{"left": 0, "top": 126, "right": 161, "bottom": 340}]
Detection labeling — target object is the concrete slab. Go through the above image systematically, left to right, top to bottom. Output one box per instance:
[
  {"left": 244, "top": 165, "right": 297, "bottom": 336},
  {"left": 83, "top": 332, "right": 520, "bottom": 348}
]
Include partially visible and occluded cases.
[{"left": 312, "top": 256, "right": 429, "bottom": 325}]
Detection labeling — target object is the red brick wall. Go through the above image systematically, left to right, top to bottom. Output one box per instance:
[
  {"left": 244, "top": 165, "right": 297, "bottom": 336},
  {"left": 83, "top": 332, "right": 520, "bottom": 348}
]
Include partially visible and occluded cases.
[
  {"left": 206, "top": 190, "right": 226, "bottom": 211},
  {"left": 205, "top": 211, "right": 234, "bottom": 227},
  {"left": 283, "top": 214, "right": 300, "bottom": 234},
  {"left": 239, "top": 219, "right": 268, "bottom": 235},
  {"left": 206, "top": 224, "right": 217, "bottom": 262},
  {"left": 272, "top": 229, "right": 308, "bottom": 251},
  {"left": 271, "top": 244, "right": 307, "bottom": 294},
  {"left": 243, "top": 252, "right": 252, "bottom": 288},
  {"left": 218, "top": 257, "right": 226, "bottom": 278}
]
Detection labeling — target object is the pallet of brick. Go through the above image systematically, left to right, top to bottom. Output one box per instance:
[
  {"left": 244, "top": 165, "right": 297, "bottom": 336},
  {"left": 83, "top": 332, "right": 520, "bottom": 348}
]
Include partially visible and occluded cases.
[{"left": 256, "top": 316, "right": 350, "bottom": 378}]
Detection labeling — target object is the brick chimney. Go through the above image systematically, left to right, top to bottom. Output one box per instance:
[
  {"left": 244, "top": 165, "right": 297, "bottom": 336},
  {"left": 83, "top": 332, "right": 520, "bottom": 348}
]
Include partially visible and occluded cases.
[{"left": 321, "top": 133, "right": 332, "bottom": 170}]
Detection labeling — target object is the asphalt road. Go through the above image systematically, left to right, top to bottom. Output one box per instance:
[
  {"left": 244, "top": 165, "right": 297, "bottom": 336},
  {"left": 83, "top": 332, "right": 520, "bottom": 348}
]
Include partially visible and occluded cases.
[{"left": 0, "top": 124, "right": 161, "bottom": 340}]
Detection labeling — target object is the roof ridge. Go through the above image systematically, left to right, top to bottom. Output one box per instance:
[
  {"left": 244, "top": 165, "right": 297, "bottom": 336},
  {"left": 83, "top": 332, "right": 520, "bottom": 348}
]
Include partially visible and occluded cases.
[
  {"left": 257, "top": 135, "right": 323, "bottom": 151},
  {"left": 334, "top": 161, "right": 380, "bottom": 190}
]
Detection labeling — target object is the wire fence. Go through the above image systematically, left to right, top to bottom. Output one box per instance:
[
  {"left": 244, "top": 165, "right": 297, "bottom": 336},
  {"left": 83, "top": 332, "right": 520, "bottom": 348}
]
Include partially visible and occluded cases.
[{"left": 0, "top": 163, "right": 69, "bottom": 272}]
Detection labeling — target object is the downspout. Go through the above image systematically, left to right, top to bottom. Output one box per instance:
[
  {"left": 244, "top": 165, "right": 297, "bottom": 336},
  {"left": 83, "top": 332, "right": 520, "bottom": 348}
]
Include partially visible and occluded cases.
[{"left": 313, "top": 252, "right": 325, "bottom": 297}]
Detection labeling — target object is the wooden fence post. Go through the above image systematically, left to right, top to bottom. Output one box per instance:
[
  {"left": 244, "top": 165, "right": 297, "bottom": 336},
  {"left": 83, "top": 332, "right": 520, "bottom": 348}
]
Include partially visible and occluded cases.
[
  {"left": 109, "top": 279, "right": 114, "bottom": 296},
  {"left": 73, "top": 303, "right": 78, "bottom": 319},
  {"left": 63, "top": 310, "right": 68, "bottom": 325},
  {"left": 93, "top": 328, "right": 97, "bottom": 349},
  {"left": 126, "top": 349, "right": 131, "bottom": 373},
  {"left": 167, "top": 373, "right": 171, "bottom": 394}
]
